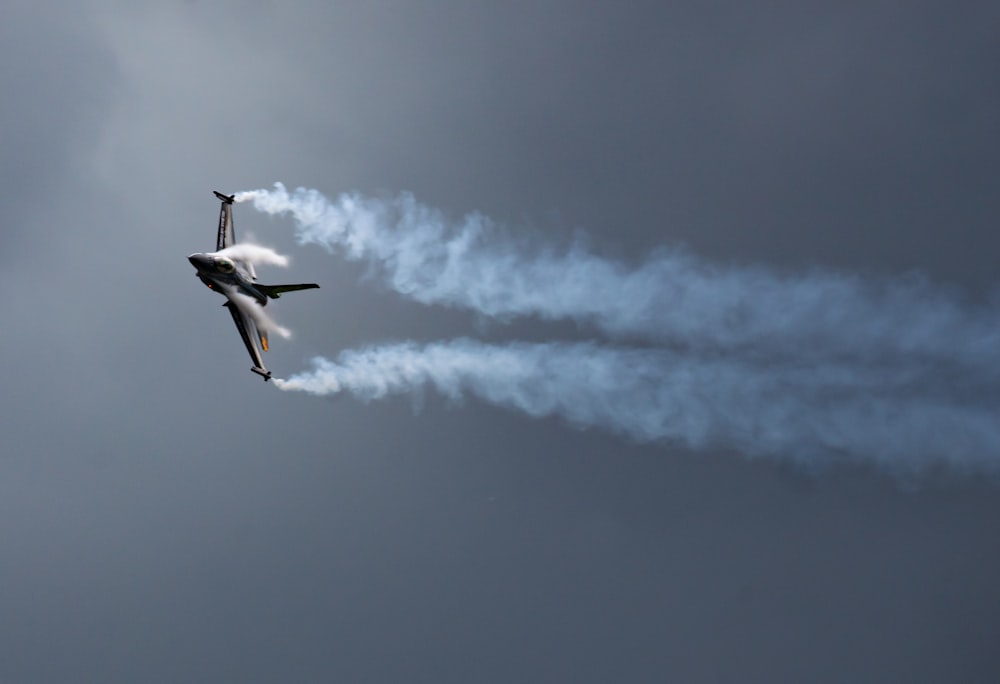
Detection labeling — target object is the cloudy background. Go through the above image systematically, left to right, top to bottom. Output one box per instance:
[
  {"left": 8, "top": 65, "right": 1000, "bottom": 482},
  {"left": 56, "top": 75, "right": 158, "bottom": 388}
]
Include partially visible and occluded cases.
[{"left": 2, "top": 1, "right": 999, "bottom": 681}]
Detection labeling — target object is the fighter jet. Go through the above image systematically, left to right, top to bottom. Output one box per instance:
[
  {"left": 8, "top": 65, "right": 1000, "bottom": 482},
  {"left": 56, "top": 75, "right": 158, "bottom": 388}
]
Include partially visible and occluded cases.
[{"left": 188, "top": 191, "right": 319, "bottom": 381}]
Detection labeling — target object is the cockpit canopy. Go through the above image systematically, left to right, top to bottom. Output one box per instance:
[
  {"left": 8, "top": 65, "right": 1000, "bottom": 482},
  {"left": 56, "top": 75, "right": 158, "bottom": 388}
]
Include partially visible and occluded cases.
[{"left": 215, "top": 258, "right": 236, "bottom": 274}]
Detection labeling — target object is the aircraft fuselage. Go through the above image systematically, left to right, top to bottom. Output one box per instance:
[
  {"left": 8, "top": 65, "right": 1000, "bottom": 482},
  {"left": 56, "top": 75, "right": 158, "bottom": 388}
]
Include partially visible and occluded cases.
[{"left": 188, "top": 253, "right": 267, "bottom": 305}]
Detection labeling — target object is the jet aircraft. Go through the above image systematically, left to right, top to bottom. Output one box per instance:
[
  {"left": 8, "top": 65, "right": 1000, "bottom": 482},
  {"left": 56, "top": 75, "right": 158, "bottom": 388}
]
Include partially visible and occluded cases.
[{"left": 188, "top": 191, "right": 319, "bottom": 380}]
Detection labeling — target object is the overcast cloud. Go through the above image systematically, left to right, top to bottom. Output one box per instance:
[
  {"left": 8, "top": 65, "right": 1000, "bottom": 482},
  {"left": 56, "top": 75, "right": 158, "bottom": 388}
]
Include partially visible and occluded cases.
[{"left": 1, "top": 2, "right": 999, "bottom": 682}]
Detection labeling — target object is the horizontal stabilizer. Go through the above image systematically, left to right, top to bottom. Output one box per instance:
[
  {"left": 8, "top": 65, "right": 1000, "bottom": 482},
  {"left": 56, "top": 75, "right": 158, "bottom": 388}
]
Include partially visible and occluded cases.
[
  {"left": 214, "top": 191, "right": 235, "bottom": 204},
  {"left": 257, "top": 283, "right": 320, "bottom": 299},
  {"left": 251, "top": 366, "right": 272, "bottom": 381}
]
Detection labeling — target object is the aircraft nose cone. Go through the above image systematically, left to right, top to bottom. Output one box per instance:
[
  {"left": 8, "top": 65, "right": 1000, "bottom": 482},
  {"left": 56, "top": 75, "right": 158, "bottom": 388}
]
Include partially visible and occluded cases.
[{"left": 188, "top": 253, "right": 209, "bottom": 268}]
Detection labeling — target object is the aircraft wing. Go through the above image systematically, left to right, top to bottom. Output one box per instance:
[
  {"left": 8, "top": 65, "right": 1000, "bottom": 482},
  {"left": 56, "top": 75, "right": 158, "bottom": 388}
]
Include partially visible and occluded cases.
[
  {"left": 214, "top": 191, "right": 236, "bottom": 251},
  {"left": 214, "top": 191, "right": 257, "bottom": 280},
  {"left": 223, "top": 300, "right": 271, "bottom": 380}
]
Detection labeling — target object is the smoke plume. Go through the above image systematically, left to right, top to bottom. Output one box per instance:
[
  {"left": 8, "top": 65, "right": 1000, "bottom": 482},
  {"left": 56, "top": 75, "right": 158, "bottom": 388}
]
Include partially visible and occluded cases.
[
  {"left": 238, "top": 183, "right": 1000, "bottom": 475},
  {"left": 213, "top": 243, "right": 289, "bottom": 268}
]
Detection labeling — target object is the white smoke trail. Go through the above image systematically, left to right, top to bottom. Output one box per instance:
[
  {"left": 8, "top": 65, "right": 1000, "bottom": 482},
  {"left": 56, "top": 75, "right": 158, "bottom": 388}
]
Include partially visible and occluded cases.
[
  {"left": 237, "top": 183, "right": 1000, "bottom": 372},
  {"left": 237, "top": 183, "right": 1000, "bottom": 474},
  {"left": 212, "top": 243, "right": 289, "bottom": 268},
  {"left": 274, "top": 339, "right": 1000, "bottom": 475}
]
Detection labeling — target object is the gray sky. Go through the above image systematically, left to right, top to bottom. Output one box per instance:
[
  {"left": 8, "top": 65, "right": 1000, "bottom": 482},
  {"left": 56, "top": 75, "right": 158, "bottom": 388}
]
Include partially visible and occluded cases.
[{"left": 2, "top": 1, "right": 999, "bottom": 682}]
